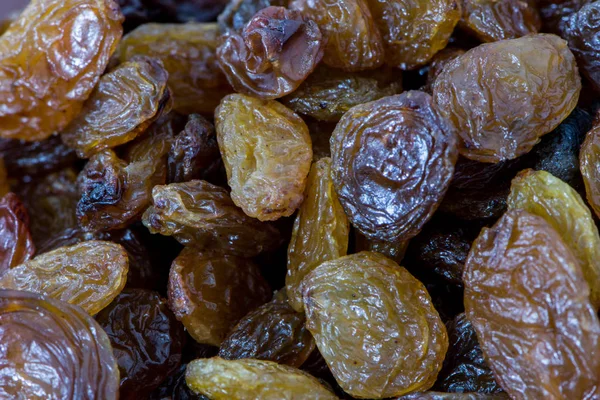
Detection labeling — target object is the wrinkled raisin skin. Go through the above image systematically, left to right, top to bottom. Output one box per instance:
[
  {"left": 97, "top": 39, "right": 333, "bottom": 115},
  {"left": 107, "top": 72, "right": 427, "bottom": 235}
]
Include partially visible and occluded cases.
[
  {"left": 331, "top": 91, "right": 457, "bottom": 242},
  {"left": 0, "top": 193, "right": 35, "bottom": 275},
  {"left": 96, "top": 289, "right": 186, "bottom": 400}
]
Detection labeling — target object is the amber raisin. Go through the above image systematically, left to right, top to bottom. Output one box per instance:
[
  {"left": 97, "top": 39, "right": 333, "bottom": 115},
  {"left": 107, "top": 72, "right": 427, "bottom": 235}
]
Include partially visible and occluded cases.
[
  {"left": 217, "top": 0, "right": 288, "bottom": 33},
  {"left": 422, "top": 47, "right": 466, "bottom": 94},
  {"left": 331, "top": 91, "right": 457, "bottom": 242},
  {"left": 216, "top": 94, "right": 313, "bottom": 220},
  {"left": 580, "top": 118, "right": 600, "bottom": 219},
  {"left": 0, "top": 193, "right": 35, "bottom": 275},
  {"left": 464, "top": 209, "right": 600, "bottom": 399},
  {"left": 168, "top": 247, "right": 271, "bottom": 346},
  {"left": 303, "top": 251, "right": 448, "bottom": 398}
]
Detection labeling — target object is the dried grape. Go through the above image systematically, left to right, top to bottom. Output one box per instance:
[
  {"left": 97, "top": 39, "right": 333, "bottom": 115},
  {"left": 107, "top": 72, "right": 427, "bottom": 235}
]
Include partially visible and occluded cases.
[
  {"left": 0, "top": 0, "right": 123, "bottom": 141},
  {"left": 217, "top": 0, "right": 288, "bottom": 33},
  {"left": 433, "top": 34, "right": 581, "bottom": 163},
  {"left": 61, "top": 56, "right": 171, "bottom": 158},
  {"left": 330, "top": 91, "right": 457, "bottom": 242},
  {"left": 216, "top": 94, "right": 312, "bottom": 220},
  {"left": 0, "top": 135, "right": 77, "bottom": 178},
  {"left": 0, "top": 193, "right": 35, "bottom": 275},
  {"left": 0, "top": 240, "right": 128, "bottom": 315},
  {"left": 303, "top": 251, "right": 448, "bottom": 398},
  {"left": 0, "top": 290, "right": 119, "bottom": 399}
]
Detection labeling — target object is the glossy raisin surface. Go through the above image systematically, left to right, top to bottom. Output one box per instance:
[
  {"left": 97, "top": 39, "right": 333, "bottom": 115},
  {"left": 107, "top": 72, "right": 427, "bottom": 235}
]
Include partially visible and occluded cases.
[
  {"left": 0, "top": 0, "right": 123, "bottom": 141},
  {"left": 217, "top": 0, "right": 288, "bottom": 33},
  {"left": 290, "top": 0, "right": 384, "bottom": 71},
  {"left": 365, "top": 0, "right": 462, "bottom": 70},
  {"left": 217, "top": 6, "right": 324, "bottom": 99},
  {"left": 116, "top": 23, "right": 231, "bottom": 114},
  {"left": 433, "top": 34, "right": 581, "bottom": 163},
  {"left": 422, "top": 47, "right": 466, "bottom": 94},
  {"left": 61, "top": 57, "right": 171, "bottom": 158},
  {"left": 281, "top": 65, "right": 403, "bottom": 122},
  {"left": 331, "top": 91, "right": 457, "bottom": 242},
  {"left": 216, "top": 94, "right": 312, "bottom": 220},
  {"left": 580, "top": 117, "right": 600, "bottom": 219},
  {"left": 286, "top": 157, "right": 349, "bottom": 312},
  {"left": 143, "top": 180, "right": 281, "bottom": 256},
  {"left": 0, "top": 192, "right": 35, "bottom": 274},
  {"left": 464, "top": 209, "right": 600, "bottom": 399},
  {"left": 0, "top": 240, "right": 128, "bottom": 315},
  {"left": 168, "top": 247, "right": 271, "bottom": 346},
  {"left": 303, "top": 252, "right": 448, "bottom": 398},
  {"left": 0, "top": 289, "right": 119, "bottom": 399},
  {"left": 96, "top": 289, "right": 186, "bottom": 399},
  {"left": 218, "top": 291, "right": 315, "bottom": 367},
  {"left": 185, "top": 357, "right": 338, "bottom": 399}
]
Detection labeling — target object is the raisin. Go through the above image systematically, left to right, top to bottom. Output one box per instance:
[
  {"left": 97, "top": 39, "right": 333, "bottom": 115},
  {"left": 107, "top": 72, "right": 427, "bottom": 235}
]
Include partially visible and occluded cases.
[
  {"left": 0, "top": 0, "right": 123, "bottom": 141},
  {"left": 217, "top": 0, "right": 288, "bottom": 33},
  {"left": 290, "top": 0, "right": 384, "bottom": 71},
  {"left": 365, "top": 0, "right": 462, "bottom": 70},
  {"left": 458, "top": 0, "right": 540, "bottom": 43},
  {"left": 536, "top": 0, "right": 590, "bottom": 33},
  {"left": 562, "top": 1, "right": 600, "bottom": 93},
  {"left": 217, "top": 6, "right": 325, "bottom": 99},
  {"left": 116, "top": 23, "right": 232, "bottom": 115},
  {"left": 433, "top": 34, "right": 581, "bottom": 163},
  {"left": 422, "top": 47, "right": 466, "bottom": 94},
  {"left": 61, "top": 56, "right": 171, "bottom": 158},
  {"left": 280, "top": 65, "right": 403, "bottom": 122},
  {"left": 331, "top": 91, "right": 457, "bottom": 242},
  {"left": 216, "top": 94, "right": 313, "bottom": 220},
  {"left": 167, "top": 114, "right": 223, "bottom": 184},
  {"left": 77, "top": 115, "right": 173, "bottom": 231},
  {"left": 580, "top": 117, "right": 600, "bottom": 219},
  {"left": 0, "top": 135, "right": 77, "bottom": 178},
  {"left": 286, "top": 157, "right": 350, "bottom": 312},
  {"left": 17, "top": 168, "right": 80, "bottom": 244},
  {"left": 507, "top": 169, "right": 600, "bottom": 309},
  {"left": 143, "top": 180, "right": 281, "bottom": 256},
  {"left": 0, "top": 193, "right": 35, "bottom": 275},
  {"left": 464, "top": 209, "right": 600, "bottom": 399},
  {"left": 353, "top": 230, "right": 410, "bottom": 265},
  {"left": 0, "top": 240, "right": 128, "bottom": 315},
  {"left": 168, "top": 247, "right": 271, "bottom": 346},
  {"left": 303, "top": 252, "right": 448, "bottom": 398},
  {"left": 96, "top": 289, "right": 186, "bottom": 399},
  {"left": 0, "top": 290, "right": 119, "bottom": 399},
  {"left": 218, "top": 290, "right": 315, "bottom": 367},
  {"left": 434, "top": 313, "right": 504, "bottom": 394},
  {"left": 185, "top": 357, "right": 338, "bottom": 399}
]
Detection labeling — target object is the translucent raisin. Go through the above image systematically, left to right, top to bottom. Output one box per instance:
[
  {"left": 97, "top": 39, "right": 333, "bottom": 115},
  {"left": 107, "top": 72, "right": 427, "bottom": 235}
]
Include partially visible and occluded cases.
[
  {"left": 217, "top": 0, "right": 289, "bottom": 33},
  {"left": 330, "top": 91, "right": 457, "bottom": 242},
  {"left": 216, "top": 94, "right": 313, "bottom": 220},
  {"left": 580, "top": 117, "right": 600, "bottom": 219},
  {"left": 0, "top": 193, "right": 35, "bottom": 275}
]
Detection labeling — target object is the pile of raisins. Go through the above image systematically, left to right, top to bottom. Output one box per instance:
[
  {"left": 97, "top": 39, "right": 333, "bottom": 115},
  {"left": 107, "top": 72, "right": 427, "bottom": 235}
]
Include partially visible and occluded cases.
[{"left": 1, "top": 0, "right": 600, "bottom": 399}]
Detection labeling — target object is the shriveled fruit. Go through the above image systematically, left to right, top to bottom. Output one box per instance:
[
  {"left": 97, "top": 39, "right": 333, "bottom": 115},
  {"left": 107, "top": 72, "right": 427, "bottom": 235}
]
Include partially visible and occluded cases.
[
  {"left": 0, "top": 0, "right": 123, "bottom": 141},
  {"left": 217, "top": 0, "right": 288, "bottom": 33},
  {"left": 290, "top": 0, "right": 384, "bottom": 71},
  {"left": 365, "top": 0, "right": 462, "bottom": 70},
  {"left": 458, "top": 0, "right": 541, "bottom": 42},
  {"left": 537, "top": 0, "right": 590, "bottom": 33},
  {"left": 563, "top": 1, "right": 600, "bottom": 92},
  {"left": 217, "top": 6, "right": 325, "bottom": 99},
  {"left": 116, "top": 23, "right": 231, "bottom": 114},
  {"left": 433, "top": 34, "right": 581, "bottom": 163},
  {"left": 422, "top": 47, "right": 465, "bottom": 94},
  {"left": 61, "top": 57, "right": 171, "bottom": 158},
  {"left": 280, "top": 65, "right": 403, "bottom": 122},
  {"left": 331, "top": 91, "right": 457, "bottom": 242},
  {"left": 216, "top": 94, "right": 312, "bottom": 220},
  {"left": 167, "top": 114, "right": 222, "bottom": 184},
  {"left": 77, "top": 116, "right": 173, "bottom": 231},
  {"left": 580, "top": 119, "right": 600, "bottom": 219},
  {"left": 0, "top": 135, "right": 77, "bottom": 178},
  {"left": 286, "top": 158, "right": 349, "bottom": 312},
  {"left": 17, "top": 168, "right": 79, "bottom": 244},
  {"left": 507, "top": 169, "right": 600, "bottom": 309},
  {"left": 143, "top": 180, "right": 281, "bottom": 257},
  {"left": 0, "top": 193, "right": 35, "bottom": 275},
  {"left": 464, "top": 209, "right": 600, "bottom": 399},
  {"left": 354, "top": 231, "right": 410, "bottom": 265},
  {"left": 0, "top": 241, "right": 128, "bottom": 315},
  {"left": 168, "top": 247, "right": 271, "bottom": 346},
  {"left": 303, "top": 251, "right": 448, "bottom": 398},
  {"left": 96, "top": 289, "right": 186, "bottom": 400},
  {"left": 0, "top": 290, "right": 119, "bottom": 399},
  {"left": 219, "top": 291, "right": 315, "bottom": 367},
  {"left": 434, "top": 313, "right": 503, "bottom": 394},
  {"left": 185, "top": 357, "right": 338, "bottom": 399}
]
